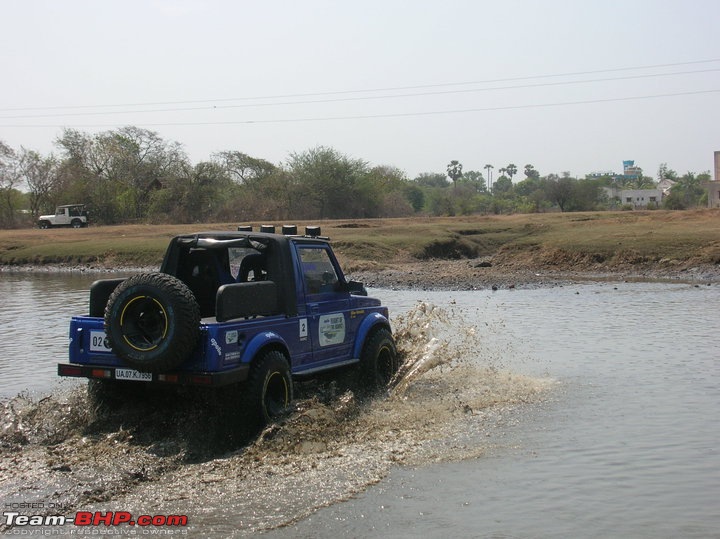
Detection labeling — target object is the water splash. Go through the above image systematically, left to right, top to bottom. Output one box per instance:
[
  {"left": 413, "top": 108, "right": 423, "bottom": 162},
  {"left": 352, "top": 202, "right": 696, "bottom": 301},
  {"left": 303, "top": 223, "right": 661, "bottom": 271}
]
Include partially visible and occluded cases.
[
  {"left": 0, "top": 300, "right": 552, "bottom": 536},
  {"left": 391, "top": 301, "right": 485, "bottom": 396}
]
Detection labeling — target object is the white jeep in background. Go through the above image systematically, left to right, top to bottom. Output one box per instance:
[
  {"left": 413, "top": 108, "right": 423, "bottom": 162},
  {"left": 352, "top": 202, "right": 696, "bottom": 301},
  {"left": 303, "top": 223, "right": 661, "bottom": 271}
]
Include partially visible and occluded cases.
[{"left": 38, "top": 204, "right": 89, "bottom": 229}]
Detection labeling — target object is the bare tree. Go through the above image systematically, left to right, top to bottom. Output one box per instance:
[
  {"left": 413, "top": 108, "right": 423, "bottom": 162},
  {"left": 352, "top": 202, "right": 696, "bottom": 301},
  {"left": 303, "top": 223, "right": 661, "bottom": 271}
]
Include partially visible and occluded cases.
[{"left": 0, "top": 141, "right": 21, "bottom": 227}]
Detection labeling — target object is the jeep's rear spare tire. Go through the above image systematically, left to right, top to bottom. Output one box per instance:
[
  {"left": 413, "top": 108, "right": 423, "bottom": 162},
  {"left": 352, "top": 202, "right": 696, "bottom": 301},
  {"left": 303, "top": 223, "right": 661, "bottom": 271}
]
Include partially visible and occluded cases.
[{"left": 104, "top": 272, "right": 200, "bottom": 372}]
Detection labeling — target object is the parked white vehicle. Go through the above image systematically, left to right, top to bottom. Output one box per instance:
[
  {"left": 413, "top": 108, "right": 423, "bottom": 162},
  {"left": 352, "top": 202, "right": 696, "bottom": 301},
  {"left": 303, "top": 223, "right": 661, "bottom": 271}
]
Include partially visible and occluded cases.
[{"left": 38, "top": 204, "right": 89, "bottom": 229}]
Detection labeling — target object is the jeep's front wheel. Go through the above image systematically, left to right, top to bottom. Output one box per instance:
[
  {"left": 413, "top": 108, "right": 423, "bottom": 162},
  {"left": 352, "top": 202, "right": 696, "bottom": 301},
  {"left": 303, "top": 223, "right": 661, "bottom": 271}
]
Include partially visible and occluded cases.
[
  {"left": 38, "top": 220, "right": 51, "bottom": 229},
  {"left": 104, "top": 273, "right": 200, "bottom": 372},
  {"left": 359, "top": 327, "right": 398, "bottom": 392},
  {"left": 244, "top": 351, "right": 293, "bottom": 427}
]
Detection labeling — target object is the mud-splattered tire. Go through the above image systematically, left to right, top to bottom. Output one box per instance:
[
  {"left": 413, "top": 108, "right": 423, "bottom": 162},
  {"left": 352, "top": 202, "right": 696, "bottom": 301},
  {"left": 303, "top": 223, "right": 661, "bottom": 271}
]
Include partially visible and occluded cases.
[
  {"left": 104, "top": 273, "right": 200, "bottom": 372},
  {"left": 359, "top": 327, "right": 398, "bottom": 391},
  {"left": 243, "top": 351, "right": 293, "bottom": 427}
]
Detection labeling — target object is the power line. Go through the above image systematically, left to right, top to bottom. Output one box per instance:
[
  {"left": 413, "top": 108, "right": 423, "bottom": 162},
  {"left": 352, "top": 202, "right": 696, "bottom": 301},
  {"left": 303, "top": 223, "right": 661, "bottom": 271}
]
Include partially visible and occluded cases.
[
  {"left": 1, "top": 57, "right": 719, "bottom": 114},
  {"left": 1, "top": 67, "right": 718, "bottom": 120},
  {"left": 2, "top": 89, "right": 717, "bottom": 128}
]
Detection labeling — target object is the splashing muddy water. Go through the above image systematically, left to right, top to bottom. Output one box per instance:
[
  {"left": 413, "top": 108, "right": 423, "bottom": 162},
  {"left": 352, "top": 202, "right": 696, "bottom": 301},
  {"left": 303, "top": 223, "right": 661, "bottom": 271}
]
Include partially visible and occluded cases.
[{"left": 0, "top": 302, "right": 551, "bottom": 535}]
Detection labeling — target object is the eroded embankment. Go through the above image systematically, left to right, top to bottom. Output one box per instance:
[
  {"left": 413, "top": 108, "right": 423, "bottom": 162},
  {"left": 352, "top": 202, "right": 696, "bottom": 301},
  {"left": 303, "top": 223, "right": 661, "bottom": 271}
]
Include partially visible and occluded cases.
[{"left": 0, "top": 303, "right": 553, "bottom": 535}]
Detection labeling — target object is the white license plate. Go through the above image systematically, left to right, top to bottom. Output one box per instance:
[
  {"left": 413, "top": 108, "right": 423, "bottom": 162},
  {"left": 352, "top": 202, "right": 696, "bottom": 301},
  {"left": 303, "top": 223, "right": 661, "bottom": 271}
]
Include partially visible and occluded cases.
[
  {"left": 89, "top": 330, "right": 112, "bottom": 352},
  {"left": 115, "top": 369, "right": 152, "bottom": 382}
]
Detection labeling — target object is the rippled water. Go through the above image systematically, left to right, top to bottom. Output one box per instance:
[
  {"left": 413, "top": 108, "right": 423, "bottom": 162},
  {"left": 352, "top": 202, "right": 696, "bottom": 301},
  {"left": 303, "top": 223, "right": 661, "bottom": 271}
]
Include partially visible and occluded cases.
[
  {"left": 0, "top": 272, "right": 106, "bottom": 398},
  {"left": 1, "top": 274, "right": 719, "bottom": 538},
  {"left": 271, "top": 283, "right": 720, "bottom": 538}
]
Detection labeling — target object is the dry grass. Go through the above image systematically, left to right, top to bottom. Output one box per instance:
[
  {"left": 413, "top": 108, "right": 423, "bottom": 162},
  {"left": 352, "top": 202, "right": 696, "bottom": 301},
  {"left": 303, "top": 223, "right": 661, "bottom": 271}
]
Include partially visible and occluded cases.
[{"left": 1, "top": 210, "right": 719, "bottom": 272}]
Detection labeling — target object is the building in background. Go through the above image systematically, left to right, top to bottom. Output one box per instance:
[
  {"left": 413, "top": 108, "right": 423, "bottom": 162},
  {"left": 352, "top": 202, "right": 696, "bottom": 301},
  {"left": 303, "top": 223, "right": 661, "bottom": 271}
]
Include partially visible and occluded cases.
[{"left": 708, "top": 151, "right": 720, "bottom": 209}]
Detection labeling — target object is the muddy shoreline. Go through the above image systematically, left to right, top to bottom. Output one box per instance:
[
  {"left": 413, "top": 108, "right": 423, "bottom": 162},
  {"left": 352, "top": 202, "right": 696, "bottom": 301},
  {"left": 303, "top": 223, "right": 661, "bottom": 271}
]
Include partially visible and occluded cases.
[
  {"left": 3, "top": 258, "right": 719, "bottom": 290},
  {"left": 350, "top": 259, "right": 720, "bottom": 290}
]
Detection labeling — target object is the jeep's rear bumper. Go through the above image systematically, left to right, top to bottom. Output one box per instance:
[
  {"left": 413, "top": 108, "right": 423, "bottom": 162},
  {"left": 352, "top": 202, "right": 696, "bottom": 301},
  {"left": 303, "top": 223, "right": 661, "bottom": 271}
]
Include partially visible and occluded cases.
[{"left": 57, "top": 363, "right": 250, "bottom": 387}]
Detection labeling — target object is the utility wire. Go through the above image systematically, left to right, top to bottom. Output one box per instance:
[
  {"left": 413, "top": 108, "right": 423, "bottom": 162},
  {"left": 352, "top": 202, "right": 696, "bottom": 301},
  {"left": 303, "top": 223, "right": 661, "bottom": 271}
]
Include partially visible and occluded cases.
[
  {"left": 1, "top": 57, "right": 719, "bottom": 113},
  {"left": 1, "top": 68, "right": 719, "bottom": 120},
  {"left": 2, "top": 89, "right": 717, "bottom": 128}
]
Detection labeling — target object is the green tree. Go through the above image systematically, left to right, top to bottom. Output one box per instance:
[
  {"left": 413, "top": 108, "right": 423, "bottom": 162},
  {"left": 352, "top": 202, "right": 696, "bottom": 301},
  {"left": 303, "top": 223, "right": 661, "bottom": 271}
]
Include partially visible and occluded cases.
[
  {"left": 54, "top": 127, "right": 188, "bottom": 223},
  {"left": 287, "top": 146, "right": 369, "bottom": 219},
  {"left": 446, "top": 160, "right": 463, "bottom": 186},
  {"left": 506, "top": 163, "right": 518, "bottom": 182},
  {"left": 524, "top": 164, "right": 539, "bottom": 180},
  {"left": 458, "top": 170, "right": 487, "bottom": 192},
  {"left": 414, "top": 172, "right": 449, "bottom": 188},
  {"left": 663, "top": 172, "right": 709, "bottom": 209},
  {"left": 545, "top": 174, "right": 574, "bottom": 212},
  {"left": 493, "top": 175, "right": 513, "bottom": 195},
  {"left": 404, "top": 184, "right": 425, "bottom": 212}
]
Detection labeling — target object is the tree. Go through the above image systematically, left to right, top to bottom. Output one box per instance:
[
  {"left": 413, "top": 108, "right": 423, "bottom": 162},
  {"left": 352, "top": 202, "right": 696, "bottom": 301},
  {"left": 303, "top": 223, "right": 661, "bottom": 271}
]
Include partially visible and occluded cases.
[
  {"left": 54, "top": 127, "right": 188, "bottom": 223},
  {"left": 0, "top": 141, "right": 22, "bottom": 227},
  {"left": 287, "top": 146, "right": 369, "bottom": 219},
  {"left": 19, "top": 148, "right": 58, "bottom": 220},
  {"left": 214, "top": 151, "right": 276, "bottom": 185},
  {"left": 446, "top": 160, "right": 463, "bottom": 186},
  {"left": 505, "top": 163, "right": 518, "bottom": 182},
  {"left": 657, "top": 163, "right": 678, "bottom": 182},
  {"left": 484, "top": 164, "right": 493, "bottom": 194},
  {"left": 524, "top": 164, "right": 540, "bottom": 180},
  {"left": 458, "top": 170, "right": 487, "bottom": 192},
  {"left": 414, "top": 172, "right": 449, "bottom": 188},
  {"left": 662, "top": 172, "right": 709, "bottom": 209},
  {"left": 546, "top": 174, "right": 574, "bottom": 212},
  {"left": 493, "top": 175, "right": 513, "bottom": 195},
  {"left": 404, "top": 184, "right": 425, "bottom": 212}
]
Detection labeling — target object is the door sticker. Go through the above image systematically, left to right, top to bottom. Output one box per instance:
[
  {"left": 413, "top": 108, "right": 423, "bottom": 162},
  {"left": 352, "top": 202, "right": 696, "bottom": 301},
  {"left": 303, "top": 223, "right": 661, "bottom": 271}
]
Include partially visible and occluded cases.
[
  {"left": 318, "top": 314, "right": 345, "bottom": 346},
  {"left": 299, "top": 318, "right": 308, "bottom": 340},
  {"left": 225, "top": 330, "right": 238, "bottom": 345}
]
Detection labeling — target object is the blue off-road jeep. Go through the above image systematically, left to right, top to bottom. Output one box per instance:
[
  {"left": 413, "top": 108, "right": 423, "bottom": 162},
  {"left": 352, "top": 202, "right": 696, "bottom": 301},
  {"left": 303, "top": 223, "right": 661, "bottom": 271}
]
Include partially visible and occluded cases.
[{"left": 58, "top": 226, "right": 397, "bottom": 426}]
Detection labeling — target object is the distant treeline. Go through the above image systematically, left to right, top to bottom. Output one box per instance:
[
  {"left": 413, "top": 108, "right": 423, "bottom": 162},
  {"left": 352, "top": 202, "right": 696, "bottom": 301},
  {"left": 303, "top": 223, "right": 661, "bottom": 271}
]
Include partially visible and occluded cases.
[{"left": 0, "top": 127, "right": 711, "bottom": 228}]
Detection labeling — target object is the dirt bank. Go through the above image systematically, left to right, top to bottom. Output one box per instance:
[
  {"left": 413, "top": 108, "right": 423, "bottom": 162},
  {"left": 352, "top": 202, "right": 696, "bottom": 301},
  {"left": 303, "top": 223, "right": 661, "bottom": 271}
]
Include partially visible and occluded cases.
[{"left": 347, "top": 257, "right": 720, "bottom": 291}]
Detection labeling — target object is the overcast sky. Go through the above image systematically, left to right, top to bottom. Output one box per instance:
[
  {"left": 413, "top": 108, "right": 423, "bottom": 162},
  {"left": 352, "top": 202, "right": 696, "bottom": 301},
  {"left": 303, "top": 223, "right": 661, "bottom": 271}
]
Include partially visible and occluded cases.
[{"left": 1, "top": 0, "right": 719, "bottom": 180}]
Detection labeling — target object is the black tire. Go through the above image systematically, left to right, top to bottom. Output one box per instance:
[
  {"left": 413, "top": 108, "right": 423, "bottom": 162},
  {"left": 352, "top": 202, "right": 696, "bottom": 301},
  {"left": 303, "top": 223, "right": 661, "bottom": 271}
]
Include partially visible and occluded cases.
[
  {"left": 71, "top": 219, "right": 82, "bottom": 228},
  {"left": 38, "top": 220, "right": 50, "bottom": 229},
  {"left": 104, "top": 272, "right": 200, "bottom": 372},
  {"left": 359, "top": 327, "right": 398, "bottom": 391},
  {"left": 243, "top": 351, "right": 293, "bottom": 426}
]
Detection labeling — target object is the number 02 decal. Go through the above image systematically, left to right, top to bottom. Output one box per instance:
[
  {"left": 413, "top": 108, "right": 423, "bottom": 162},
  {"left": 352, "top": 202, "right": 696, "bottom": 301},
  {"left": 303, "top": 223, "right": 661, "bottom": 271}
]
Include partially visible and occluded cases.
[{"left": 299, "top": 318, "right": 308, "bottom": 339}]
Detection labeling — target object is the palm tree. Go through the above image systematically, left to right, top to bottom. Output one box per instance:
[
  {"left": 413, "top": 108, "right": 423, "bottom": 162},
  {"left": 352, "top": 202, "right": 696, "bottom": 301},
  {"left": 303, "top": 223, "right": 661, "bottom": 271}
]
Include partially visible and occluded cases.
[
  {"left": 447, "top": 160, "right": 463, "bottom": 186},
  {"left": 506, "top": 163, "right": 518, "bottom": 182},
  {"left": 484, "top": 164, "right": 493, "bottom": 194}
]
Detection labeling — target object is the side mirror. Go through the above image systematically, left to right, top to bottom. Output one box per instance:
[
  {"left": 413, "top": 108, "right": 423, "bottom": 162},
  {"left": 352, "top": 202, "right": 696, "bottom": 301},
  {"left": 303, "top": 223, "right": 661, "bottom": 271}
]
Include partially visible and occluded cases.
[{"left": 338, "top": 280, "right": 367, "bottom": 296}]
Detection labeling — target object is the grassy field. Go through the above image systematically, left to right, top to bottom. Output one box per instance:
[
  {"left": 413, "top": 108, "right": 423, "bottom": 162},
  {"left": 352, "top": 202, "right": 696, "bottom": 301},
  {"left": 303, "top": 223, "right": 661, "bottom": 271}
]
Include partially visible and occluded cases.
[{"left": 1, "top": 210, "right": 719, "bottom": 272}]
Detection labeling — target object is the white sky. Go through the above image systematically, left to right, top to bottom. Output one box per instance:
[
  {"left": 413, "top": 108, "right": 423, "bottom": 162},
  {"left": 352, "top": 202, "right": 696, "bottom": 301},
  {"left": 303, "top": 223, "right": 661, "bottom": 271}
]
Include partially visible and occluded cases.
[{"left": 1, "top": 0, "right": 719, "bottom": 180}]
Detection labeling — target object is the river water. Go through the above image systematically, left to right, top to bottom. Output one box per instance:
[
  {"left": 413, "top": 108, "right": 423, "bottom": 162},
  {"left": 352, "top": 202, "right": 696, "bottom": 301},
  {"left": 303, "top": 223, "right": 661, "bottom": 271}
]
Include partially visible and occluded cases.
[{"left": 0, "top": 273, "right": 719, "bottom": 538}]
